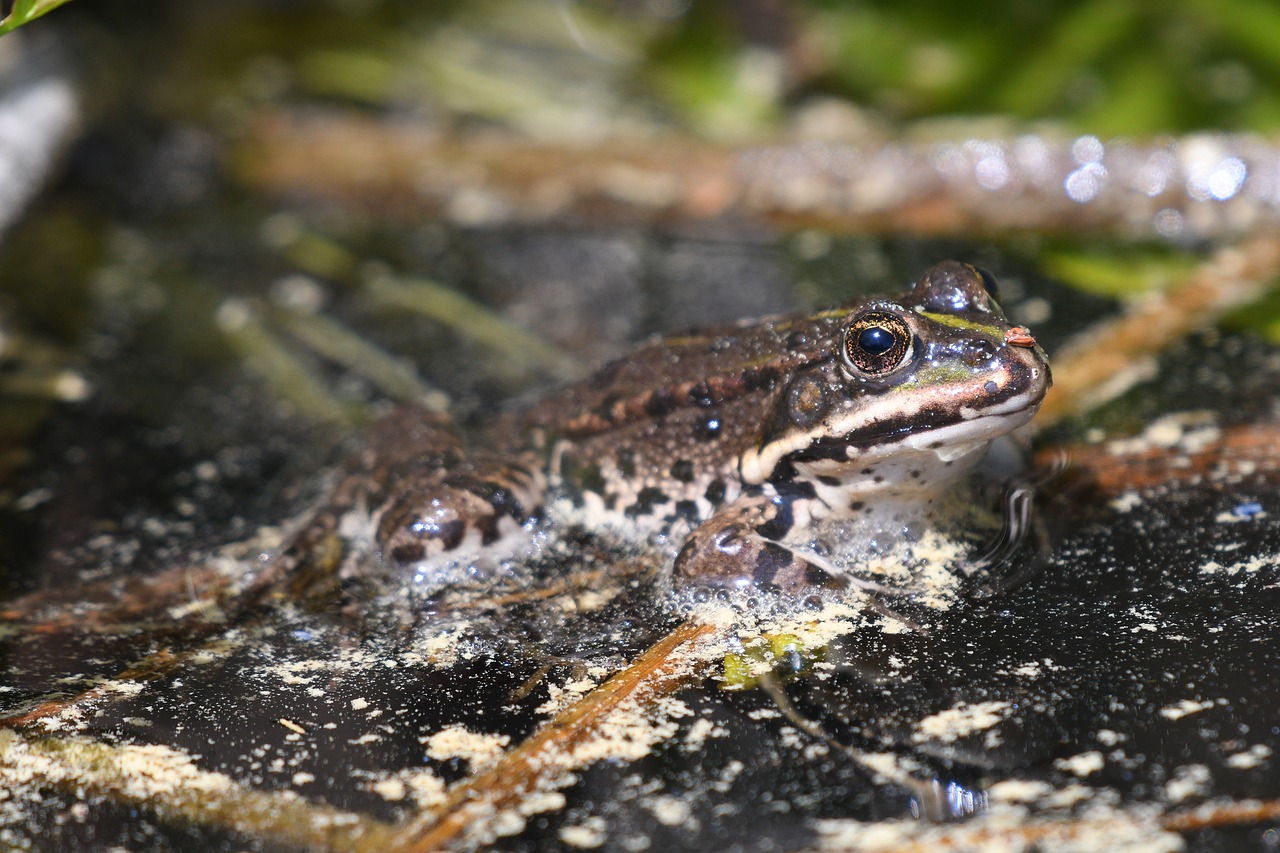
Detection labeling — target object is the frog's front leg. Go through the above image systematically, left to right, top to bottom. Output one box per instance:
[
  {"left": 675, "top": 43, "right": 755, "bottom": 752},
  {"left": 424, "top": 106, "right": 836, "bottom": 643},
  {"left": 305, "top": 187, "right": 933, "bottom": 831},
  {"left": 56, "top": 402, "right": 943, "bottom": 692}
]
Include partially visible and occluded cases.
[{"left": 673, "top": 490, "right": 849, "bottom": 594}]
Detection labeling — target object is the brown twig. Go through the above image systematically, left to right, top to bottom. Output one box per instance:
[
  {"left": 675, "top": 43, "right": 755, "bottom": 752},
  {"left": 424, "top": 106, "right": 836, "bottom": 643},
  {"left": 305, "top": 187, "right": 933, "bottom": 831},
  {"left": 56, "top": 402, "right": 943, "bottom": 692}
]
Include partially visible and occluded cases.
[
  {"left": 235, "top": 110, "right": 1280, "bottom": 240},
  {"left": 1037, "top": 232, "right": 1280, "bottom": 427},
  {"left": 1038, "top": 421, "right": 1280, "bottom": 495},
  {"left": 0, "top": 562, "right": 231, "bottom": 628},
  {"left": 390, "top": 619, "right": 718, "bottom": 852},
  {"left": 0, "top": 641, "right": 216, "bottom": 730},
  {"left": 0, "top": 730, "right": 401, "bottom": 851},
  {"left": 822, "top": 796, "right": 1280, "bottom": 853},
  {"left": 1160, "top": 797, "right": 1280, "bottom": 833}
]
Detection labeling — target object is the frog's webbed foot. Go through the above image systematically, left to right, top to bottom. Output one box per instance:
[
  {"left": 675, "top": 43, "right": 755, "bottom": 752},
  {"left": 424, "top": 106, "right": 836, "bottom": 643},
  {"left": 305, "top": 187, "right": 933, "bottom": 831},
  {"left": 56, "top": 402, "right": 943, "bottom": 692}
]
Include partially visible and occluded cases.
[{"left": 673, "top": 495, "right": 850, "bottom": 594}]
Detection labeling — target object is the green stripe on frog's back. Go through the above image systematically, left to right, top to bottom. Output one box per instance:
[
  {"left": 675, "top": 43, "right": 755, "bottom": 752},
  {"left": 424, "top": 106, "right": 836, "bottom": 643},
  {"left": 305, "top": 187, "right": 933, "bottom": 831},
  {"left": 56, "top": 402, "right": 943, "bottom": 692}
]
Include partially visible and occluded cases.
[
  {"left": 917, "top": 311, "right": 1005, "bottom": 341},
  {"left": 889, "top": 363, "right": 975, "bottom": 392}
]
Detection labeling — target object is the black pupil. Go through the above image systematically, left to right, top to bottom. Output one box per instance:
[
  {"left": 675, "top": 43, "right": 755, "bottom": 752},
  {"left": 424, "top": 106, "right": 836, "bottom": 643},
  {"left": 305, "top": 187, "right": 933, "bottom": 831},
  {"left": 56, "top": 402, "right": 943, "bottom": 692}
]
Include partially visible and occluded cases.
[{"left": 857, "top": 326, "right": 895, "bottom": 355}]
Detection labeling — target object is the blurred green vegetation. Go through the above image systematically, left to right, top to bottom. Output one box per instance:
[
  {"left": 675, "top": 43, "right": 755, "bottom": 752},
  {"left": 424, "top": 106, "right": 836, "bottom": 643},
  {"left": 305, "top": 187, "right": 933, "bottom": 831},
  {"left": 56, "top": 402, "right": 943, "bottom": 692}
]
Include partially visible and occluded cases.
[
  {"left": 0, "top": 0, "right": 72, "bottom": 36},
  {"left": 215, "top": 0, "right": 1280, "bottom": 138},
  {"left": 622, "top": 0, "right": 1280, "bottom": 137},
  {"left": 677, "top": 0, "right": 1280, "bottom": 136},
  {"left": 9, "top": 1, "right": 1280, "bottom": 135},
  {"left": 1039, "top": 247, "right": 1199, "bottom": 298}
]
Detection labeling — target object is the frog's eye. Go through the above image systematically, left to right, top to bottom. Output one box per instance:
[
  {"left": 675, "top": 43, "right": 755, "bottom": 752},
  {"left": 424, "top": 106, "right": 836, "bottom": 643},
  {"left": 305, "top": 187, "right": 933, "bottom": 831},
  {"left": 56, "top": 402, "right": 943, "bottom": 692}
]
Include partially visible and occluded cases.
[
  {"left": 973, "top": 266, "right": 1000, "bottom": 301},
  {"left": 842, "top": 311, "right": 912, "bottom": 375}
]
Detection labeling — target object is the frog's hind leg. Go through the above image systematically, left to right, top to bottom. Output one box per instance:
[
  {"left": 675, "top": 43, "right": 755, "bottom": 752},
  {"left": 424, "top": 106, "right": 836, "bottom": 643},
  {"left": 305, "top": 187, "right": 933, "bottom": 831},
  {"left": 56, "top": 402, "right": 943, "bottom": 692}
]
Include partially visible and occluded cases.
[
  {"left": 243, "top": 406, "right": 545, "bottom": 603},
  {"left": 321, "top": 406, "right": 546, "bottom": 568},
  {"left": 236, "top": 407, "right": 468, "bottom": 602},
  {"left": 374, "top": 455, "right": 546, "bottom": 567}
]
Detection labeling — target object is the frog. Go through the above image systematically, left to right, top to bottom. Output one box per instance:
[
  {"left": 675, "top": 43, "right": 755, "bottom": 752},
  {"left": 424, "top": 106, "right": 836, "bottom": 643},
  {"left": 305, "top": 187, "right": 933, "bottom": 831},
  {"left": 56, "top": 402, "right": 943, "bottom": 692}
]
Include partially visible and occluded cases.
[{"left": 269, "top": 261, "right": 1050, "bottom": 598}]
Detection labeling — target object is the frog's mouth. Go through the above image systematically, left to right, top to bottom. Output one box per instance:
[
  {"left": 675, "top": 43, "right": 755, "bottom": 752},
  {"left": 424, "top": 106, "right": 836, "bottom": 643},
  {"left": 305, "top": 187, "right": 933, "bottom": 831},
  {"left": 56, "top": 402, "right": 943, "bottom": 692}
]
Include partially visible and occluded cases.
[{"left": 740, "top": 357, "right": 1049, "bottom": 485}]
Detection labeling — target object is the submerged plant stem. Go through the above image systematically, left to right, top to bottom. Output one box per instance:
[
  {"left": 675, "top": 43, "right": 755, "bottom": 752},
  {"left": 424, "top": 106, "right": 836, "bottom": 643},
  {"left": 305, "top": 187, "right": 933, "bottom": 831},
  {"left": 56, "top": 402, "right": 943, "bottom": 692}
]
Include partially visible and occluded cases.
[
  {"left": 1038, "top": 233, "right": 1280, "bottom": 426},
  {"left": 365, "top": 272, "right": 583, "bottom": 382},
  {"left": 274, "top": 306, "right": 450, "bottom": 411},
  {"left": 391, "top": 619, "right": 717, "bottom": 852},
  {"left": 0, "top": 731, "right": 401, "bottom": 850}
]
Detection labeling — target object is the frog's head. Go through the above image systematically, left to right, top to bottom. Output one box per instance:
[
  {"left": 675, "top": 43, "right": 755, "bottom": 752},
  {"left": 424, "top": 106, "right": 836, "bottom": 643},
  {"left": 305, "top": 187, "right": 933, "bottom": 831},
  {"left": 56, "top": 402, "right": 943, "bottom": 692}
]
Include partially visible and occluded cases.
[{"left": 740, "top": 261, "right": 1051, "bottom": 487}]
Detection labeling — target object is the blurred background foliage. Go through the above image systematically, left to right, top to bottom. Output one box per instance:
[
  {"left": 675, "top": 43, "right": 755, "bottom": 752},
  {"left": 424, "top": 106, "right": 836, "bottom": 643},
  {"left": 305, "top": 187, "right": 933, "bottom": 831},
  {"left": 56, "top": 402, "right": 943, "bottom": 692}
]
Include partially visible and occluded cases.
[
  {"left": 0, "top": 0, "right": 71, "bottom": 36},
  {"left": 8, "top": 0, "right": 1280, "bottom": 135},
  {"left": 170, "top": 0, "right": 1280, "bottom": 136}
]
